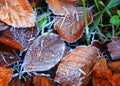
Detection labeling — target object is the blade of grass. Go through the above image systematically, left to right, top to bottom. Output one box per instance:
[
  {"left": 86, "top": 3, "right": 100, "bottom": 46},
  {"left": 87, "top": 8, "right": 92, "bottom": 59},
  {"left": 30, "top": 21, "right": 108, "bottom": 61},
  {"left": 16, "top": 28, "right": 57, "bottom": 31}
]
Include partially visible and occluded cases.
[
  {"left": 82, "top": 0, "right": 90, "bottom": 44},
  {"left": 90, "top": 0, "right": 120, "bottom": 36},
  {"left": 94, "top": 0, "right": 100, "bottom": 11}
]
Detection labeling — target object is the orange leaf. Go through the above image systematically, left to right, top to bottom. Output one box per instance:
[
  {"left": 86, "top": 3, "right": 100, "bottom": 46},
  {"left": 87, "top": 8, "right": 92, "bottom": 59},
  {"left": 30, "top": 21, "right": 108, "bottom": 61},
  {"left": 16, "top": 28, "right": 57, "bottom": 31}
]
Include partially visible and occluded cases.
[
  {"left": 0, "top": 0, "right": 35, "bottom": 28},
  {"left": 46, "top": 0, "right": 68, "bottom": 15},
  {"left": 54, "top": 7, "right": 93, "bottom": 42},
  {"left": 0, "top": 28, "right": 23, "bottom": 50},
  {"left": 23, "top": 32, "right": 66, "bottom": 72},
  {"left": 55, "top": 46, "right": 99, "bottom": 86},
  {"left": 108, "top": 61, "right": 120, "bottom": 73},
  {"left": 0, "top": 67, "right": 12, "bottom": 86},
  {"left": 33, "top": 76, "right": 59, "bottom": 86}
]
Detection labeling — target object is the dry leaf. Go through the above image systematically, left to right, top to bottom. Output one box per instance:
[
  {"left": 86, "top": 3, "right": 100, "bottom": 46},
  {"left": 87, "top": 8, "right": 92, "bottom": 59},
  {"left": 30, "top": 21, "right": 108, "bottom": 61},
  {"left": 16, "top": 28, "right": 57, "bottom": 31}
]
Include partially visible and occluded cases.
[
  {"left": 0, "top": 0, "right": 35, "bottom": 27},
  {"left": 46, "top": 0, "right": 70, "bottom": 15},
  {"left": 54, "top": 7, "right": 93, "bottom": 42},
  {"left": 10, "top": 27, "right": 38, "bottom": 49},
  {"left": 0, "top": 28, "right": 23, "bottom": 50},
  {"left": 23, "top": 32, "right": 66, "bottom": 72},
  {"left": 107, "top": 37, "right": 120, "bottom": 60},
  {"left": 0, "top": 44, "right": 19, "bottom": 67},
  {"left": 55, "top": 46, "right": 99, "bottom": 86},
  {"left": 92, "top": 59, "right": 112, "bottom": 86},
  {"left": 108, "top": 61, "right": 120, "bottom": 73},
  {"left": 0, "top": 67, "right": 12, "bottom": 86},
  {"left": 33, "top": 76, "right": 61, "bottom": 86},
  {"left": 8, "top": 77, "right": 24, "bottom": 86}
]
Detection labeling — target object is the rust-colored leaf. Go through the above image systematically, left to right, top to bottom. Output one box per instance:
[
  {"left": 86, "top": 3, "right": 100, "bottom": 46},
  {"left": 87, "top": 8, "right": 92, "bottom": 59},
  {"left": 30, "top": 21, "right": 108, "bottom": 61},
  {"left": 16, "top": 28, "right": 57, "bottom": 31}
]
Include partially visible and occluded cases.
[
  {"left": 0, "top": 0, "right": 35, "bottom": 28},
  {"left": 46, "top": 0, "right": 69, "bottom": 15},
  {"left": 54, "top": 7, "right": 93, "bottom": 42},
  {"left": 10, "top": 26, "right": 38, "bottom": 49},
  {"left": 0, "top": 28, "right": 23, "bottom": 50},
  {"left": 23, "top": 32, "right": 66, "bottom": 72},
  {"left": 107, "top": 37, "right": 120, "bottom": 60},
  {"left": 0, "top": 44, "right": 19, "bottom": 67},
  {"left": 55, "top": 46, "right": 99, "bottom": 86},
  {"left": 92, "top": 58, "right": 120, "bottom": 86},
  {"left": 108, "top": 61, "right": 120, "bottom": 73},
  {"left": 0, "top": 67, "right": 12, "bottom": 86},
  {"left": 33, "top": 76, "right": 60, "bottom": 86},
  {"left": 8, "top": 77, "right": 24, "bottom": 86}
]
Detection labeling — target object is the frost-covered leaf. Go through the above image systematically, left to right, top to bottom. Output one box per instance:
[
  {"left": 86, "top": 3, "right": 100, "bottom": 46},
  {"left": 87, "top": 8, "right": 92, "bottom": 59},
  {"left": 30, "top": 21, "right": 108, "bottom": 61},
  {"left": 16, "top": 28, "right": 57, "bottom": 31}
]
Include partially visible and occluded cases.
[
  {"left": 0, "top": 0, "right": 35, "bottom": 28},
  {"left": 54, "top": 7, "right": 93, "bottom": 42},
  {"left": 10, "top": 27, "right": 38, "bottom": 49},
  {"left": 23, "top": 32, "right": 66, "bottom": 72},
  {"left": 107, "top": 37, "right": 120, "bottom": 60},
  {"left": 55, "top": 46, "right": 99, "bottom": 86}
]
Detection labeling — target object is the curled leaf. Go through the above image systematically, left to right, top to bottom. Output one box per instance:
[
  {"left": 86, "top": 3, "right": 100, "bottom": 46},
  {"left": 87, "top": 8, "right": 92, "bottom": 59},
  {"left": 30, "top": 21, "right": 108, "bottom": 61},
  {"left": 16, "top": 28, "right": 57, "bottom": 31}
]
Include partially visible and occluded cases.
[
  {"left": 0, "top": 0, "right": 35, "bottom": 27},
  {"left": 23, "top": 32, "right": 66, "bottom": 72},
  {"left": 55, "top": 46, "right": 99, "bottom": 86}
]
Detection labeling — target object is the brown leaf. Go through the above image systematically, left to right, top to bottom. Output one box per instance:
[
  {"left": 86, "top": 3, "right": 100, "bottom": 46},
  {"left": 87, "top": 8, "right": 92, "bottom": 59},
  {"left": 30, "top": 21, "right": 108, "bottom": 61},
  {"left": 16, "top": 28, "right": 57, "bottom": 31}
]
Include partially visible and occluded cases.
[
  {"left": 0, "top": 0, "right": 35, "bottom": 28},
  {"left": 46, "top": 0, "right": 69, "bottom": 15},
  {"left": 54, "top": 7, "right": 93, "bottom": 42},
  {"left": 10, "top": 27, "right": 38, "bottom": 49},
  {"left": 0, "top": 28, "right": 24, "bottom": 50},
  {"left": 23, "top": 32, "right": 66, "bottom": 72},
  {"left": 107, "top": 37, "right": 120, "bottom": 60},
  {"left": 0, "top": 44, "right": 19, "bottom": 66},
  {"left": 55, "top": 46, "right": 99, "bottom": 86},
  {"left": 108, "top": 61, "right": 120, "bottom": 73},
  {"left": 0, "top": 67, "right": 12, "bottom": 86},
  {"left": 33, "top": 76, "right": 61, "bottom": 86},
  {"left": 8, "top": 77, "right": 24, "bottom": 86}
]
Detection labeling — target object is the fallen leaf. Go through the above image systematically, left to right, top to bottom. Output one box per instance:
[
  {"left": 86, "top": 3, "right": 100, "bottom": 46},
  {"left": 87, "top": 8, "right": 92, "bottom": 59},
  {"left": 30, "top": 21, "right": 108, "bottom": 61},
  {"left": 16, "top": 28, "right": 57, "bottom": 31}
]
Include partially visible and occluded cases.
[
  {"left": 0, "top": 0, "right": 35, "bottom": 28},
  {"left": 46, "top": 0, "right": 70, "bottom": 15},
  {"left": 54, "top": 7, "right": 93, "bottom": 42},
  {"left": 10, "top": 26, "right": 38, "bottom": 49},
  {"left": 0, "top": 28, "right": 24, "bottom": 50},
  {"left": 23, "top": 32, "right": 66, "bottom": 72},
  {"left": 107, "top": 37, "right": 120, "bottom": 60},
  {"left": 0, "top": 44, "right": 19, "bottom": 67},
  {"left": 55, "top": 46, "right": 99, "bottom": 86},
  {"left": 108, "top": 61, "right": 120, "bottom": 73},
  {"left": 0, "top": 67, "right": 12, "bottom": 86},
  {"left": 33, "top": 76, "right": 61, "bottom": 86},
  {"left": 8, "top": 77, "right": 24, "bottom": 86}
]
